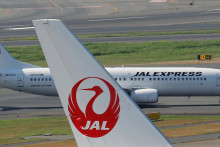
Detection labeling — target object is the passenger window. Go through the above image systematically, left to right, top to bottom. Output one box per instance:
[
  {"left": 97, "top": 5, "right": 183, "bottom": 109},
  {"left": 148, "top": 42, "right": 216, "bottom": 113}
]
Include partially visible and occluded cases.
[
  {"left": 30, "top": 78, "right": 33, "bottom": 81},
  {"left": 34, "top": 78, "right": 36, "bottom": 81},
  {"left": 38, "top": 78, "right": 40, "bottom": 81},
  {"left": 42, "top": 78, "right": 44, "bottom": 81},
  {"left": 45, "top": 78, "right": 48, "bottom": 81},
  {"left": 49, "top": 78, "right": 52, "bottom": 81},
  {"left": 115, "top": 78, "right": 117, "bottom": 81},
  {"left": 130, "top": 78, "right": 133, "bottom": 81},
  {"left": 142, "top": 78, "right": 144, "bottom": 81},
  {"left": 149, "top": 78, "right": 152, "bottom": 81},
  {"left": 153, "top": 78, "right": 156, "bottom": 81},
  {"left": 157, "top": 78, "right": 160, "bottom": 81},
  {"left": 161, "top": 78, "right": 164, "bottom": 81},
  {"left": 165, "top": 78, "right": 168, "bottom": 81},
  {"left": 169, "top": 78, "right": 172, "bottom": 81},
  {"left": 174, "top": 78, "right": 176, "bottom": 81},
  {"left": 178, "top": 78, "right": 180, "bottom": 81},
  {"left": 182, "top": 78, "right": 184, "bottom": 81},
  {"left": 186, "top": 78, "right": 188, "bottom": 81},
  {"left": 193, "top": 78, "right": 195, "bottom": 80},
  {"left": 200, "top": 78, "right": 203, "bottom": 81},
  {"left": 204, "top": 78, "right": 206, "bottom": 81}
]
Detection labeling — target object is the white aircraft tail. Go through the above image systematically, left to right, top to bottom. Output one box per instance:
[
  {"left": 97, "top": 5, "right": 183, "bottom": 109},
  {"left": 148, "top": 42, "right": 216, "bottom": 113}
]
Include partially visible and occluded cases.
[
  {"left": 33, "top": 19, "right": 172, "bottom": 147},
  {"left": 0, "top": 43, "right": 38, "bottom": 69}
]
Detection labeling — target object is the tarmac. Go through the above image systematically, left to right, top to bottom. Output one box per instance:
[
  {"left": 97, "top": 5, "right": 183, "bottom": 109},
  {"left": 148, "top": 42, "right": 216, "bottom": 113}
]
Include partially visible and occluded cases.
[{"left": 0, "top": 0, "right": 220, "bottom": 146}]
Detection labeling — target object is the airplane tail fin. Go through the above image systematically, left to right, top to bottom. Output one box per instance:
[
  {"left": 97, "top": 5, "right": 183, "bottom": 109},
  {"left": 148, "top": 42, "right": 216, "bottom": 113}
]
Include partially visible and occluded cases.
[
  {"left": 33, "top": 19, "right": 172, "bottom": 147},
  {"left": 0, "top": 43, "right": 38, "bottom": 69}
]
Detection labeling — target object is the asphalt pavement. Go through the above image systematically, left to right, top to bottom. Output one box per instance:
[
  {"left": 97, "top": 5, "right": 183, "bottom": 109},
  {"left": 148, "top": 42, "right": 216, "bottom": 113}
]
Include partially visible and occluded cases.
[
  {"left": 0, "top": 0, "right": 220, "bottom": 146},
  {"left": 0, "top": 0, "right": 220, "bottom": 43}
]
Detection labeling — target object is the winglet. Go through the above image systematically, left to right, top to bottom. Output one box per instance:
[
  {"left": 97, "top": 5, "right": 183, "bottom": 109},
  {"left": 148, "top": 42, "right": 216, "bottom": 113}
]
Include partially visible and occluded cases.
[{"left": 33, "top": 19, "right": 172, "bottom": 147}]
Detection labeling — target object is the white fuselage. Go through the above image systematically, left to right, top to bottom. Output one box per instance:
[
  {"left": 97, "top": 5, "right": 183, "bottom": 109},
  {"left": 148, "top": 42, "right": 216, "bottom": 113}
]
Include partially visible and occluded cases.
[{"left": 1, "top": 67, "right": 220, "bottom": 97}]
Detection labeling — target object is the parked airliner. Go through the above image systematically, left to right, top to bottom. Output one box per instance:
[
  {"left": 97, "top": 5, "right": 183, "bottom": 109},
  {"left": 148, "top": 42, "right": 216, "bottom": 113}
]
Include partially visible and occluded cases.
[{"left": 0, "top": 38, "right": 220, "bottom": 104}]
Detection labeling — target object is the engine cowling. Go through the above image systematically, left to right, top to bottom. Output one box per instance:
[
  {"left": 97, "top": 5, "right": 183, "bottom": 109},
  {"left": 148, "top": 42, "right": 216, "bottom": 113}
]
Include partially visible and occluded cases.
[{"left": 130, "top": 89, "right": 158, "bottom": 103}]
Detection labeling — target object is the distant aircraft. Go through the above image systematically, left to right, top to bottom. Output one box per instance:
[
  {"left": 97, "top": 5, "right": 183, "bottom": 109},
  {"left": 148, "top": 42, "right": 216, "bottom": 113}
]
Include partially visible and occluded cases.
[
  {"left": 33, "top": 19, "right": 172, "bottom": 147},
  {"left": 0, "top": 41, "right": 220, "bottom": 103}
]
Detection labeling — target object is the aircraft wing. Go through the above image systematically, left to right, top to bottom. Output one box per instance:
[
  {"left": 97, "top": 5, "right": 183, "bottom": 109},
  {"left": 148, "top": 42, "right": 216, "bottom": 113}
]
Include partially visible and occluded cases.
[{"left": 33, "top": 19, "right": 172, "bottom": 147}]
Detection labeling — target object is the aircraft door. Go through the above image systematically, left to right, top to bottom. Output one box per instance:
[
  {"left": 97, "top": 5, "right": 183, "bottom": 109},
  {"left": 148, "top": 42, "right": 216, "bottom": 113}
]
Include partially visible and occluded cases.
[
  {"left": 0, "top": 74, "right": 5, "bottom": 87},
  {"left": 18, "top": 74, "right": 24, "bottom": 87},
  {"left": 216, "top": 74, "right": 220, "bottom": 86}
]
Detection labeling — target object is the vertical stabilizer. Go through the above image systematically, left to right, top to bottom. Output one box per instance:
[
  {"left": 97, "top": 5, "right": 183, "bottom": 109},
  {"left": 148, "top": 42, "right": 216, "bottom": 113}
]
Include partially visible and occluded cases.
[
  {"left": 33, "top": 19, "right": 172, "bottom": 147},
  {"left": 0, "top": 43, "right": 38, "bottom": 69}
]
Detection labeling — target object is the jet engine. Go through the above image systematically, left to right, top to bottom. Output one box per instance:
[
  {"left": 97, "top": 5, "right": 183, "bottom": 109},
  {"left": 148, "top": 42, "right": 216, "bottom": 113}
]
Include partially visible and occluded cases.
[{"left": 130, "top": 89, "right": 158, "bottom": 103}]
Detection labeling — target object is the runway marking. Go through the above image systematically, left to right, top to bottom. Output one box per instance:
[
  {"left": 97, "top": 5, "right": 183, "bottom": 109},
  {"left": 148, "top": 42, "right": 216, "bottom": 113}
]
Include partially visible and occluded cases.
[
  {"left": 48, "top": 0, "right": 63, "bottom": 11},
  {"left": 99, "top": 0, "right": 118, "bottom": 14},
  {"left": 149, "top": 0, "right": 168, "bottom": 2},
  {"left": 169, "top": 0, "right": 178, "bottom": 2},
  {"left": 106, "top": 3, "right": 118, "bottom": 14},
  {"left": 13, "top": 6, "right": 102, "bottom": 10},
  {"left": 65, "top": 6, "right": 102, "bottom": 9},
  {"left": 14, "top": 7, "right": 53, "bottom": 10},
  {"left": 0, "top": 9, "right": 10, "bottom": 15},
  {"left": 3, "top": 9, "right": 10, "bottom": 15},
  {"left": 200, "top": 9, "right": 220, "bottom": 15},
  {"left": 207, "top": 9, "right": 220, "bottom": 12},
  {"left": 200, "top": 12, "right": 220, "bottom": 14},
  {"left": 88, "top": 16, "right": 151, "bottom": 22},
  {"left": 0, "top": 24, "right": 32, "bottom": 28},
  {"left": 5, "top": 27, "right": 35, "bottom": 31}
]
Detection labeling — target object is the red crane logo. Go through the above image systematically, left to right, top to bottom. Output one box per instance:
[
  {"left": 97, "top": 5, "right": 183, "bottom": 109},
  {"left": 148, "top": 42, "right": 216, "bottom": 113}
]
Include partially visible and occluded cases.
[{"left": 68, "top": 77, "right": 120, "bottom": 137}]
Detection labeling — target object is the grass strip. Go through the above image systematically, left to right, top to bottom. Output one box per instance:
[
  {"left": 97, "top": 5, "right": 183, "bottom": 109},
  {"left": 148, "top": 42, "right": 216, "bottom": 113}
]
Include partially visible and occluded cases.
[
  {"left": 1, "top": 29, "right": 220, "bottom": 41},
  {"left": 79, "top": 29, "right": 220, "bottom": 38},
  {"left": 2, "top": 37, "right": 38, "bottom": 41},
  {"left": 5, "top": 40, "right": 220, "bottom": 67},
  {"left": 6, "top": 45, "right": 47, "bottom": 67},
  {"left": 1, "top": 115, "right": 220, "bottom": 145},
  {"left": 155, "top": 115, "right": 220, "bottom": 128},
  {"left": 0, "top": 117, "right": 72, "bottom": 145},
  {"left": 162, "top": 123, "right": 220, "bottom": 138},
  {"left": 18, "top": 140, "right": 77, "bottom": 147}
]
